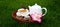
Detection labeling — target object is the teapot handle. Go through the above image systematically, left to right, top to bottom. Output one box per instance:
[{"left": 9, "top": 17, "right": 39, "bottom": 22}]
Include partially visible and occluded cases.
[{"left": 42, "top": 7, "right": 47, "bottom": 16}]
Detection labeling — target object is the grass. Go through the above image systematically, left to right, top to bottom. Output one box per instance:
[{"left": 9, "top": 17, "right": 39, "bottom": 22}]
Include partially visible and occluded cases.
[{"left": 0, "top": 0, "right": 60, "bottom": 27}]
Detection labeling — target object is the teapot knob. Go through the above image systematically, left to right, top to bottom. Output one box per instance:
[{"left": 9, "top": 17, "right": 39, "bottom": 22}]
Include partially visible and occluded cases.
[{"left": 35, "top": 3, "right": 37, "bottom": 5}]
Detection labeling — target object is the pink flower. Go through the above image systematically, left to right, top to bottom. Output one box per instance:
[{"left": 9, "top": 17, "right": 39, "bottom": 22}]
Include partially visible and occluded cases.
[{"left": 30, "top": 12, "right": 42, "bottom": 23}]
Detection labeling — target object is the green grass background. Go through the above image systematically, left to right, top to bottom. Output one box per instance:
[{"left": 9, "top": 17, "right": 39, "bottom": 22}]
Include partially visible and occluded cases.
[{"left": 0, "top": 0, "right": 60, "bottom": 27}]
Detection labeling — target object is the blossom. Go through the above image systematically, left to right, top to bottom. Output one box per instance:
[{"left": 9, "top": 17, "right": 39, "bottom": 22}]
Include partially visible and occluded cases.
[{"left": 30, "top": 12, "right": 42, "bottom": 23}]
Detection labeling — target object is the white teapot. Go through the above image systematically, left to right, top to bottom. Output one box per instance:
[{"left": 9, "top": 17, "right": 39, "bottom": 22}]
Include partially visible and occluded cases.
[
  {"left": 28, "top": 3, "right": 47, "bottom": 16},
  {"left": 28, "top": 3, "right": 47, "bottom": 23}
]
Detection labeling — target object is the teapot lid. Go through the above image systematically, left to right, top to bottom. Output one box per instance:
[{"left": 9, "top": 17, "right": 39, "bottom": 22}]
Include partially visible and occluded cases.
[{"left": 32, "top": 3, "right": 41, "bottom": 8}]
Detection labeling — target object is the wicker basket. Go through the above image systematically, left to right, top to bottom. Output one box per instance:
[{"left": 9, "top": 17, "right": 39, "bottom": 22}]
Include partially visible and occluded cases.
[{"left": 12, "top": 10, "right": 34, "bottom": 23}]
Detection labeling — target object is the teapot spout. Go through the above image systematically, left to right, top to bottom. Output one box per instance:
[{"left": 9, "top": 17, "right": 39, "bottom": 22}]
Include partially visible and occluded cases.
[
  {"left": 28, "top": 6, "right": 31, "bottom": 8},
  {"left": 28, "top": 6, "right": 31, "bottom": 9}
]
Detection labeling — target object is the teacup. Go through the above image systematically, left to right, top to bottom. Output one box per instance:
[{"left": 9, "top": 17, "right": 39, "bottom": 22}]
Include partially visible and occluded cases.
[{"left": 16, "top": 8, "right": 29, "bottom": 17}]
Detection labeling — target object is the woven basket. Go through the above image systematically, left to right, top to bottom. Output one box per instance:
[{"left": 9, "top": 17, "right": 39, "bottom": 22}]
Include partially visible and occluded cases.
[{"left": 12, "top": 10, "right": 34, "bottom": 23}]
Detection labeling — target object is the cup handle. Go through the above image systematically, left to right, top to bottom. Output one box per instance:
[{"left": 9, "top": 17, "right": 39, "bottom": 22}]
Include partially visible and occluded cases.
[{"left": 42, "top": 7, "right": 47, "bottom": 16}]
